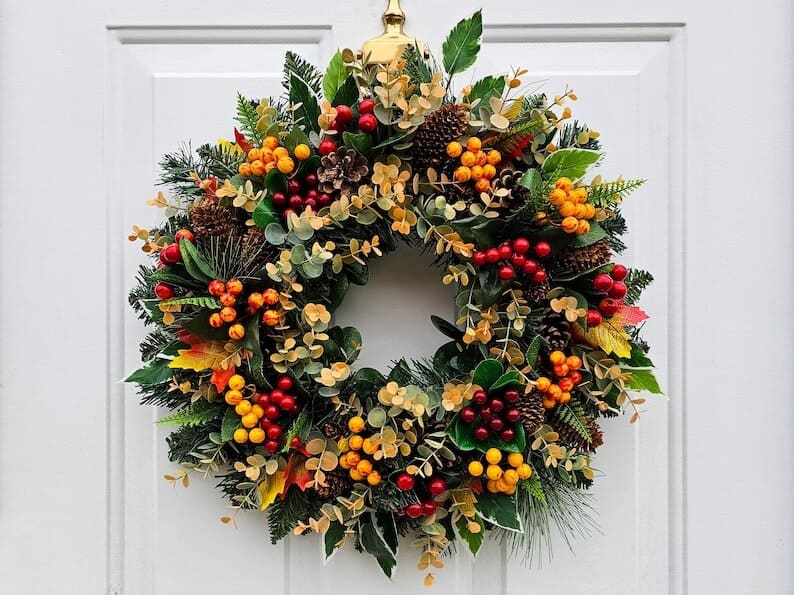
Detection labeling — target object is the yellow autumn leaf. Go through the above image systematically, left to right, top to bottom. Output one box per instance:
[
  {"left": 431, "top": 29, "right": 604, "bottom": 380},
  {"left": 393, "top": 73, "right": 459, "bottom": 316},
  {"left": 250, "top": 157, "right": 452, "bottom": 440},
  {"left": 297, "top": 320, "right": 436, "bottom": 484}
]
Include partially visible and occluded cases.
[
  {"left": 583, "top": 320, "right": 631, "bottom": 358},
  {"left": 169, "top": 339, "right": 229, "bottom": 372},
  {"left": 259, "top": 469, "right": 287, "bottom": 511}
]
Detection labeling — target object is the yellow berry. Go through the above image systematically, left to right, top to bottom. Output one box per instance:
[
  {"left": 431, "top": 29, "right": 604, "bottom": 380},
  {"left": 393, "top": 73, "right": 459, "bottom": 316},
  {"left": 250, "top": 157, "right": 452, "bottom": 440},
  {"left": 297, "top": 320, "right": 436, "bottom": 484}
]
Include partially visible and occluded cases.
[
  {"left": 263, "top": 136, "right": 280, "bottom": 150},
  {"left": 466, "top": 137, "right": 482, "bottom": 152},
  {"left": 446, "top": 141, "right": 463, "bottom": 158},
  {"left": 293, "top": 144, "right": 311, "bottom": 161},
  {"left": 273, "top": 147, "right": 289, "bottom": 161},
  {"left": 247, "top": 148, "right": 262, "bottom": 162},
  {"left": 486, "top": 150, "right": 502, "bottom": 165},
  {"left": 460, "top": 151, "right": 477, "bottom": 167},
  {"left": 475, "top": 151, "right": 488, "bottom": 166},
  {"left": 277, "top": 157, "right": 295, "bottom": 174},
  {"left": 250, "top": 160, "right": 266, "bottom": 176},
  {"left": 238, "top": 163, "right": 252, "bottom": 177},
  {"left": 482, "top": 164, "right": 497, "bottom": 180},
  {"left": 470, "top": 165, "right": 484, "bottom": 180},
  {"left": 454, "top": 166, "right": 472, "bottom": 182},
  {"left": 555, "top": 177, "right": 573, "bottom": 192},
  {"left": 474, "top": 178, "right": 491, "bottom": 193},
  {"left": 574, "top": 187, "right": 588, "bottom": 202},
  {"left": 548, "top": 188, "right": 567, "bottom": 206},
  {"left": 559, "top": 201, "right": 576, "bottom": 217},
  {"left": 573, "top": 204, "right": 588, "bottom": 219},
  {"left": 583, "top": 204, "right": 596, "bottom": 219},
  {"left": 561, "top": 216, "right": 579, "bottom": 233},
  {"left": 576, "top": 220, "right": 590, "bottom": 236},
  {"left": 228, "top": 323, "right": 245, "bottom": 340},
  {"left": 549, "top": 351, "right": 566, "bottom": 365},
  {"left": 228, "top": 374, "right": 245, "bottom": 391},
  {"left": 536, "top": 377, "right": 551, "bottom": 392},
  {"left": 225, "top": 390, "right": 243, "bottom": 406},
  {"left": 559, "top": 391, "right": 572, "bottom": 404},
  {"left": 542, "top": 397, "right": 557, "bottom": 409},
  {"left": 235, "top": 401, "right": 252, "bottom": 416},
  {"left": 251, "top": 404, "right": 265, "bottom": 419},
  {"left": 241, "top": 413, "right": 258, "bottom": 429},
  {"left": 348, "top": 416, "right": 366, "bottom": 433},
  {"left": 233, "top": 428, "right": 249, "bottom": 444},
  {"left": 249, "top": 428, "right": 266, "bottom": 444},
  {"left": 348, "top": 435, "right": 364, "bottom": 451},
  {"left": 362, "top": 437, "right": 378, "bottom": 455},
  {"left": 337, "top": 438, "right": 350, "bottom": 453},
  {"left": 485, "top": 448, "right": 502, "bottom": 465},
  {"left": 345, "top": 452, "right": 361, "bottom": 467},
  {"left": 339, "top": 453, "right": 352, "bottom": 469},
  {"left": 507, "top": 453, "right": 524, "bottom": 468},
  {"left": 356, "top": 459, "right": 372, "bottom": 476},
  {"left": 468, "top": 461, "right": 484, "bottom": 477},
  {"left": 517, "top": 463, "right": 533, "bottom": 480},
  {"left": 486, "top": 464, "right": 503, "bottom": 481},
  {"left": 349, "top": 469, "right": 363, "bottom": 481},
  {"left": 503, "top": 469, "right": 519, "bottom": 485},
  {"left": 367, "top": 470, "right": 382, "bottom": 486},
  {"left": 495, "top": 478, "right": 510, "bottom": 493},
  {"left": 486, "top": 479, "right": 499, "bottom": 493},
  {"left": 502, "top": 484, "right": 517, "bottom": 496}
]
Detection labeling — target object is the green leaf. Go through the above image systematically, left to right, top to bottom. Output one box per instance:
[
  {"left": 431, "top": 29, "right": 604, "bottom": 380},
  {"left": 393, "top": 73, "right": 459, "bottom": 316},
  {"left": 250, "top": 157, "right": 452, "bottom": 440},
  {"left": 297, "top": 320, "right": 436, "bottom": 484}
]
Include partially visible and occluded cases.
[
  {"left": 442, "top": 10, "right": 483, "bottom": 78},
  {"left": 323, "top": 50, "right": 347, "bottom": 102},
  {"left": 283, "top": 51, "right": 323, "bottom": 96},
  {"left": 289, "top": 74, "right": 320, "bottom": 136},
  {"left": 332, "top": 75, "right": 360, "bottom": 107},
  {"left": 468, "top": 75, "right": 506, "bottom": 105},
  {"left": 283, "top": 126, "right": 311, "bottom": 153},
  {"left": 342, "top": 132, "right": 373, "bottom": 158},
  {"left": 541, "top": 148, "right": 600, "bottom": 181},
  {"left": 265, "top": 167, "right": 289, "bottom": 195},
  {"left": 519, "top": 169, "right": 543, "bottom": 197},
  {"left": 253, "top": 198, "right": 278, "bottom": 230},
  {"left": 570, "top": 221, "right": 607, "bottom": 247},
  {"left": 264, "top": 223, "right": 287, "bottom": 245},
  {"left": 179, "top": 239, "right": 216, "bottom": 282},
  {"left": 150, "top": 265, "right": 203, "bottom": 288},
  {"left": 326, "top": 273, "right": 349, "bottom": 312},
  {"left": 160, "top": 296, "right": 221, "bottom": 309},
  {"left": 182, "top": 311, "right": 232, "bottom": 341},
  {"left": 430, "top": 315, "right": 462, "bottom": 340},
  {"left": 241, "top": 316, "right": 269, "bottom": 389},
  {"left": 342, "top": 326, "right": 363, "bottom": 363},
  {"left": 525, "top": 335, "right": 542, "bottom": 371},
  {"left": 618, "top": 343, "right": 655, "bottom": 368},
  {"left": 125, "top": 358, "right": 173, "bottom": 386},
  {"left": 472, "top": 358, "right": 503, "bottom": 389},
  {"left": 352, "top": 367, "right": 387, "bottom": 394},
  {"left": 625, "top": 369, "right": 663, "bottom": 394},
  {"left": 489, "top": 370, "right": 523, "bottom": 392},
  {"left": 156, "top": 401, "right": 219, "bottom": 428},
  {"left": 221, "top": 407, "right": 240, "bottom": 442},
  {"left": 446, "top": 415, "right": 525, "bottom": 453},
  {"left": 476, "top": 492, "right": 523, "bottom": 532},
  {"left": 374, "top": 512, "right": 399, "bottom": 555},
  {"left": 455, "top": 513, "right": 485, "bottom": 558},
  {"left": 360, "top": 516, "right": 397, "bottom": 578},
  {"left": 324, "top": 521, "right": 346, "bottom": 559}
]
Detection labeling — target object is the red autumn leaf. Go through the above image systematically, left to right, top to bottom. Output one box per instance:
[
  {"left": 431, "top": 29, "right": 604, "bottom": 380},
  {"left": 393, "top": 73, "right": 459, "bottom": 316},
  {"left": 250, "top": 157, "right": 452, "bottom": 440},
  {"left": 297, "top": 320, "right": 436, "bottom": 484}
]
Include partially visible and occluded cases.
[
  {"left": 234, "top": 127, "right": 253, "bottom": 152},
  {"left": 614, "top": 305, "right": 649, "bottom": 327},
  {"left": 170, "top": 331, "right": 230, "bottom": 372},
  {"left": 210, "top": 366, "right": 236, "bottom": 392},
  {"left": 283, "top": 455, "right": 313, "bottom": 493}
]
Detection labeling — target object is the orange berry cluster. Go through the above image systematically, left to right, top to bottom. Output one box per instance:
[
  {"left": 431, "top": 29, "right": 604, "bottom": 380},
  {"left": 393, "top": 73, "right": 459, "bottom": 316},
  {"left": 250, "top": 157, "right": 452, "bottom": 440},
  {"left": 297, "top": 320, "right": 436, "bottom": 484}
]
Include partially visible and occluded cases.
[
  {"left": 238, "top": 136, "right": 312, "bottom": 178},
  {"left": 447, "top": 137, "right": 502, "bottom": 193},
  {"left": 548, "top": 177, "right": 596, "bottom": 235},
  {"left": 207, "top": 279, "right": 281, "bottom": 337},
  {"left": 536, "top": 351, "right": 584, "bottom": 409},
  {"left": 226, "top": 374, "right": 268, "bottom": 444},
  {"left": 337, "top": 416, "right": 382, "bottom": 486},
  {"left": 467, "top": 449, "right": 532, "bottom": 495}
]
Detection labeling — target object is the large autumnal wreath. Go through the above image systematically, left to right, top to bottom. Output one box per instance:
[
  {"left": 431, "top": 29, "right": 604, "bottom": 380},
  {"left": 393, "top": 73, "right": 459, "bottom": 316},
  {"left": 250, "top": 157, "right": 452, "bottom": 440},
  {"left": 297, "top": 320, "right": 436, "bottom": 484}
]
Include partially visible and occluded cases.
[{"left": 126, "top": 9, "right": 660, "bottom": 584}]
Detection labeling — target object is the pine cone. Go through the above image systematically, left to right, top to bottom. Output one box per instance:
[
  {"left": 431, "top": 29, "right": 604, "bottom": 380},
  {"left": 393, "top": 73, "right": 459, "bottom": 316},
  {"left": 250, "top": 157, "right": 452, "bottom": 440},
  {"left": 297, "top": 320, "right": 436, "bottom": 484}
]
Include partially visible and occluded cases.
[
  {"left": 412, "top": 104, "right": 469, "bottom": 172},
  {"left": 317, "top": 147, "right": 369, "bottom": 197},
  {"left": 491, "top": 169, "right": 528, "bottom": 207},
  {"left": 445, "top": 181, "right": 477, "bottom": 205},
  {"left": 189, "top": 202, "right": 241, "bottom": 242},
  {"left": 552, "top": 239, "right": 612, "bottom": 274},
  {"left": 527, "top": 279, "right": 551, "bottom": 306},
  {"left": 539, "top": 308, "right": 571, "bottom": 351},
  {"left": 518, "top": 390, "right": 545, "bottom": 436},
  {"left": 551, "top": 415, "right": 604, "bottom": 453},
  {"left": 322, "top": 421, "right": 345, "bottom": 442},
  {"left": 314, "top": 468, "right": 352, "bottom": 499}
]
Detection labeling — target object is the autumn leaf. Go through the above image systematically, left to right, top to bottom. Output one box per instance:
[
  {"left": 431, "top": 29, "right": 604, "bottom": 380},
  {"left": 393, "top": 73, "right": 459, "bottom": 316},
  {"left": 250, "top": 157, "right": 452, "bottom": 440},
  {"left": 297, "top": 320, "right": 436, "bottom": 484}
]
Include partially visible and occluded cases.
[
  {"left": 234, "top": 127, "right": 253, "bottom": 152},
  {"left": 613, "top": 305, "right": 649, "bottom": 327},
  {"left": 582, "top": 320, "right": 632, "bottom": 358},
  {"left": 169, "top": 335, "right": 230, "bottom": 372},
  {"left": 210, "top": 366, "right": 236, "bottom": 392},
  {"left": 284, "top": 455, "right": 313, "bottom": 492},
  {"left": 259, "top": 469, "right": 287, "bottom": 511}
]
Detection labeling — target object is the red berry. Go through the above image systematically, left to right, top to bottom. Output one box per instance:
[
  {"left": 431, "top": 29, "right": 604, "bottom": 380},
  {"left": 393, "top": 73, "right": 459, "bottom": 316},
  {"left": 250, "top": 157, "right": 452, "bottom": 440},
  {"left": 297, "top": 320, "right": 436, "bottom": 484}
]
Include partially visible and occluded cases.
[
  {"left": 359, "top": 99, "right": 376, "bottom": 114},
  {"left": 335, "top": 105, "right": 353, "bottom": 124},
  {"left": 358, "top": 113, "right": 378, "bottom": 134},
  {"left": 318, "top": 139, "right": 337, "bottom": 155},
  {"left": 303, "top": 173, "right": 318, "bottom": 187},
  {"left": 288, "top": 179, "right": 302, "bottom": 194},
  {"left": 305, "top": 189, "right": 319, "bottom": 201},
  {"left": 272, "top": 192, "right": 287, "bottom": 208},
  {"left": 318, "top": 193, "right": 332, "bottom": 206},
  {"left": 289, "top": 195, "right": 304, "bottom": 209},
  {"left": 304, "top": 198, "right": 317, "bottom": 210},
  {"left": 174, "top": 229, "right": 195, "bottom": 243},
  {"left": 512, "top": 237, "right": 531, "bottom": 254},
  {"left": 534, "top": 241, "right": 551, "bottom": 258},
  {"left": 159, "top": 243, "right": 181, "bottom": 265},
  {"left": 498, "top": 244, "right": 513, "bottom": 260},
  {"left": 485, "top": 248, "right": 501, "bottom": 264},
  {"left": 472, "top": 251, "right": 487, "bottom": 267},
  {"left": 511, "top": 254, "right": 527, "bottom": 268},
  {"left": 522, "top": 260, "right": 538, "bottom": 275},
  {"left": 610, "top": 264, "right": 628, "bottom": 281},
  {"left": 498, "top": 265, "right": 516, "bottom": 281},
  {"left": 532, "top": 270, "right": 548, "bottom": 284},
  {"left": 593, "top": 273, "right": 614, "bottom": 293},
  {"left": 608, "top": 281, "right": 627, "bottom": 300},
  {"left": 154, "top": 283, "right": 174, "bottom": 300},
  {"left": 599, "top": 298, "right": 620, "bottom": 317},
  {"left": 586, "top": 309, "right": 603, "bottom": 327},
  {"left": 569, "top": 371, "right": 583, "bottom": 385},
  {"left": 277, "top": 376, "right": 293, "bottom": 391},
  {"left": 270, "top": 389, "right": 284, "bottom": 404},
  {"left": 504, "top": 389, "right": 520, "bottom": 403},
  {"left": 472, "top": 390, "right": 489, "bottom": 405},
  {"left": 257, "top": 393, "right": 270, "bottom": 406},
  {"left": 279, "top": 395, "right": 296, "bottom": 411},
  {"left": 490, "top": 398, "right": 505, "bottom": 413},
  {"left": 264, "top": 405, "right": 281, "bottom": 420},
  {"left": 460, "top": 407, "right": 477, "bottom": 423},
  {"left": 479, "top": 407, "right": 493, "bottom": 421},
  {"left": 505, "top": 408, "right": 521, "bottom": 423},
  {"left": 489, "top": 417, "right": 505, "bottom": 432},
  {"left": 266, "top": 425, "right": 283, "bottom": 440},
  {"left": 473, "top": 426, "right": 490, "bottom": 441},
  {"left": 499, "top": 427, "right": 516, "bottom": 442},
  {"left": 291, "top": 436, "right": 301, "bottom": 448},
  {"left": 264, "top": 440, "right": 280, "bottom": 453},
  {"left": 396, "top": 472, "right": 415, "bottom": 491},
  {"left": 428, "top": 478, "right": 447, "bottom": 496},
  {"left": 421, "top": 500, "right": 437, "bottom": 517},
  {"left": 405, "top": 503, "right": 423, "bottom": 518}
]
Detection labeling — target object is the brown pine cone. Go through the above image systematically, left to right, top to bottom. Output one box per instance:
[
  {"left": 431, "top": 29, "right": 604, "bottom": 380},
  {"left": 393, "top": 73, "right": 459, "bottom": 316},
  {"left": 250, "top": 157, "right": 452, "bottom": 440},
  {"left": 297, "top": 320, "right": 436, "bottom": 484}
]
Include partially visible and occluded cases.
[
  {"left": 412, "top": 104, "right": 469, "bottom": 172},
  {"left": 317, "top": 147, "right": 369, "bottom": 197},
  {"left": 491, "top": 169, "right": 528, "bottom": 208},
  {"left": 189, "top": 201, "right": 241, "bottom": 242},
  {"left": 552, "top": 239, "right": 612, "bottom": 274},
  {"left": 527, "top": 279, "right": 551, "bottom": 307},
  {"left": 539, "top": 308, "right": 571, "bottom": 351},
  {"left": 518, "top": 390, "right": 545, "bottom": 436},
  {"left": 551, "top": 414, "right": 604, "bottom": 453},
  {"left": 322, "top": 421, "right": 345, "bottom": 442},
  {"left": 314, "top": 468, "right": 352, "bottom": 499}
]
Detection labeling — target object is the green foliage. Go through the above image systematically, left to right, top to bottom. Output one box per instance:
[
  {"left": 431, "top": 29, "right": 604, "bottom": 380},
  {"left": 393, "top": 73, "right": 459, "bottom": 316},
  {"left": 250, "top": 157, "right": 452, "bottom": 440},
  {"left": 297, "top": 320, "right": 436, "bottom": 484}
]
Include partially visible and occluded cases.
[
  {"left": 442, "top": 10, "right": 483, "bottom": 78},
  {"left": 402, "top": 43, "right": 434, "bottom": 84},
  {"left": 323, "top": 50, "right": 347, "bottom": 102},
  {"left": 282, "top": 51, "right": 323, "bottom": 96},
  {"left": 289, "top": 74, "right": 321, "bottom": 136},
  {"left": 469, "top": 75, "right": 506, "bottom": 105},
  {"left": 235, "top": 93, "right": 263, "bottom": 145},
  {"left": 493, "top": 121, "right": 538, "bottom": 157},
  {"left": 557, "top": 121, "right": 601, "bottom": 151},
  {"left": 158, "top": 144, "right": 202, "bottom": 198},
  {"left": 541, "top": 148, "right": 601, "bottom": 182},
  {"left": 587, "top": 178, "right": 645, "bottom": 208},
  {"left": 253, "top": 197, "right": 278, "bottom": 229},
  {"left": 600, "top": 212, "right": 628, "bottom": 253},
  {"left": 570, "top": 221, "right": 608, "bottom": 247},
  {"left": 180, "top": 238, "right": 218, "bottom": 282},
  {"left": 128, "top": 264, "right": 156, "bottom": 323},
  {"left": 624, "top": 268, "right": 654, "bottom": 305},
  {"left": 160, "top": 296, "right": 221, "bottom": 309},
  {"left": 139, "top": 329, "right": 177, "bottom": 362},
  {"left": 126, "top": 358, "right": 173, "bottom": 386},
  {"left": 472, "top": 358, "right": 503, "bottom": 388},
  {"left": 625, "top": 369, "right": 663, "bottom": 394},
  {"left": 157, "top": 400, "right": 221, "bottom": 428},
  {"left": 556, "top": 403, "right": 593, "bottom": 444},
  {"left": 221, "top": 408, "right": 240, "bottom": 442},
  {"left": 447, "top": 414, "right": 526, "bottom": 453},
  {"left": 165, "top": 420, "right": 222, "bottom": 464},
  {"left": 524, "top": 473, "right": 547, "bottom": 506},
  {"left": 267, "top": 487, "right": 320, "bottom": 544},
  {"left": 476, "top": 492, "right": 522, "bottom": 532},
  {"left": 360, "top": 513, "right": 398, "bottom": 578},
  {"left": 455, "top": 514, "right": 485, "bottom": 557}
]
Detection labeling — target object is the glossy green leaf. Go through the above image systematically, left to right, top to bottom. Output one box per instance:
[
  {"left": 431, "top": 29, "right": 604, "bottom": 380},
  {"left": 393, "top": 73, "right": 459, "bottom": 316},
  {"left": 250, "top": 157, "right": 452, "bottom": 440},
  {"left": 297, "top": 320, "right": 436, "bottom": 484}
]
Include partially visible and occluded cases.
[
  {"left": 442, "top": 10, "right": 483, "bottom": 78},
  {"left": 323, "top": 50, "right": 347, "bottom": 102},
  {"left": 289, "top": 74, "right": 320, "bottom": 136},
  {"left": 332, "top": 75, "right": 360, "bottom": 107},
  {"left": 468, "top": 75, "right": 505, "bottom": 105},
  {"left": 342, "top": 131, "right": 373, "bottom": 157},
  {"left": 541, "top": 147, "right": 600, "bottom": 181},
  {"left": 253, "top": 197, "right": 278, "bottom": 230},
  {"left": 179, "top": 239, "right": 216, "bottom": 282},
  {"left": 430, "top": 315, "right": 462, "bottom": 340},
  {"left": 125, "top": 358, "right": 173, "bottom": 386},
  {"left": 472, "top": 358, "right": 503, "bottom": 389},
  {"left": 625, "top": 369, "right": 663, "bottom": 394},
  {"left": 489, "top": 370, "right": 523, "bottom": 392},
  {"left": 220, "top": 407, "right": 240, "bottom": 442},
  {"left": 446, "top": 415, "right": 525, "bottom": 453},
  {"left": 476, "top": 492, "right": 523, "bottom": 532},
  {"left": 455, "top": 513, "right": 485, "bottom": 558},
  {"left": 360, "top": 516, "right": 397, "bottom": 578},
  {"left": 324, "top": 521, "right": 346, "bottom": 559}
]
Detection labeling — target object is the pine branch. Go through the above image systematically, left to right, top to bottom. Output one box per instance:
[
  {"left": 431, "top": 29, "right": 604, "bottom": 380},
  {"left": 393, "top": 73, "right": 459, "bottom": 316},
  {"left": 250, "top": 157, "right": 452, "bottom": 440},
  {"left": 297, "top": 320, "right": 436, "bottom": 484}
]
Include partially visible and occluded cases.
[
  {"left": 402, "top": 43, "right": 434, "bottom": 85},
  {"left": 282, "top": 51, "right": 323, "bottom": 97},
  {"left": 235, "top": 93, "right": 263, "bottom": 145},
  {"left": 557, "top": 121, "right": 601, "bottom": 151},
  {"left": 195, "top": 143, "right": 245, "bottom": 181},
  {"left": 159, "top": 144, "right": 203, "bottom": 199},
  {"left": 587, "top": 178, "right": 645, "bottom": 208},
  {"left": 599, "top": 212, "right": 628, "bottom": 254},
  {"left": 129, "top": 264, "right": 157, "bottom": 323},
  {"left": 624, "top": 268, "right": 654, "bottom": 305},
  {"left": 140, "top": 329, "right": 177, "bottom": 362},
  {"left": 156, "top": 400, "right": 222, "bottom": 428},
  {"left": 556, "top": 403, "right": 593, "bottom": 444},
  {"left": 165, "top": 417, "right": 224, "bottom": 465},
  {"left": 267, "top": 487, "right": 320, "bottom": 544}
]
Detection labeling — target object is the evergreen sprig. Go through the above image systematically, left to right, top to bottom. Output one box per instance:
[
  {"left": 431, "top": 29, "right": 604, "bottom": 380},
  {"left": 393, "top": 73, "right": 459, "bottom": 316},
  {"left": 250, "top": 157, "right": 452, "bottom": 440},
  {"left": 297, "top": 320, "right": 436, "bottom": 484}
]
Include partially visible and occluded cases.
[
  {"left": 402, "top": 44, "right": 434, "bottom": 85},
  {"left": 282, "top": 51, "right": 323, "bottom": 97},
  {"left": 235, "top": 93, "right": 263, "bottom": 144},
  {"left": 557, "top": 121, "right": 601, "bottom": 151},
  {"left": 588, "top": 178, "right": 645, "bottom": 208},
  {"left": 600, "top": 212, "right": 628, "bottom": 253},
  {"left": 624, "top": 268, "right": 654, "bottom": 305},
  {"left": 140, "top": 329, "right": 177, "bottom": 362},
  {"left": 156, "top": 400, "right": 221, "bottom": 428},
  {"left": 556, "top": 403, "right": 592, "bottom": 444},
  {"left": 267, "top": 488, "right": 320, "bottom": 544}
]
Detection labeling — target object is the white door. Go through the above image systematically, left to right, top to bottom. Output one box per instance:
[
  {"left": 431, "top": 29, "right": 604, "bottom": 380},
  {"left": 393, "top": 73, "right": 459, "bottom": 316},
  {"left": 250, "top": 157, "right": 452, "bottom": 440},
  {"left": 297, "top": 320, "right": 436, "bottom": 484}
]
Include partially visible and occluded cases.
[{"left": 1, "top": 1, "right": 791, "bottom": 594}]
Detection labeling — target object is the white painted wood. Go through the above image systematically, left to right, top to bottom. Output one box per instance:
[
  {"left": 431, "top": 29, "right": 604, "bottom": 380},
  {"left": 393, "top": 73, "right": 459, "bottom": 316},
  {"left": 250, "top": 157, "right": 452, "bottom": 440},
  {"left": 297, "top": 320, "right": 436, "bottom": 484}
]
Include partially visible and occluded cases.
[{"left": 1, "top": 1, "right": 791, "bottom": 594}]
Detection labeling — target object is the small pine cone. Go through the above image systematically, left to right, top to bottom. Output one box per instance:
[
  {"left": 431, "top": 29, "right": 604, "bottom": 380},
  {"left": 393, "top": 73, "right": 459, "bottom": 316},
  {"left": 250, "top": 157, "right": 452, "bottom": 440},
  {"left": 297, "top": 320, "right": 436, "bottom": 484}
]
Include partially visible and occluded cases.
[
  {"left": 412, "top": 104, "right": 469, "bottom": 172},
  {"left": 317, "top": 147, "right": 369, "bottom": 197},
  {"left": 491, "top": 169, "right": 528, "bottom": 207},
  {"left": 446, "top": 181, "right": 477, "bottom": 205},
  {"left": 189, "top": 201, "right": 241, "bottom": 242},
  {"left": 553, "top": 239, "right": 612, "bottom": 274},
  {"left": 526, "top": 279, "right": 551, "bottom": 306},
  {"left": 539, "top": 308, "right": 571, "bottom": 351},
  {"left": 518, "top": 390, "right": 545, "bottom": 436},
  {"left": 551, "top": 415, "right": 604, "bottom": 453},
  {"left": 322, "top": 421, "right": 345, "bottom": 443},
  {"left": 314, "top": 468, "right": 352, "bottom": 499}
]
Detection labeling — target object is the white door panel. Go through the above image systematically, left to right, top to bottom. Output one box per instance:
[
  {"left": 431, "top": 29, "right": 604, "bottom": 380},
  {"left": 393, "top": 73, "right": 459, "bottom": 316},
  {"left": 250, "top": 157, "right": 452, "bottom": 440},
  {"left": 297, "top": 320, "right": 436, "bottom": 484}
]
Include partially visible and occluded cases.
[{"left": 1, "top": 1, "right": 791, "bottom": 594}]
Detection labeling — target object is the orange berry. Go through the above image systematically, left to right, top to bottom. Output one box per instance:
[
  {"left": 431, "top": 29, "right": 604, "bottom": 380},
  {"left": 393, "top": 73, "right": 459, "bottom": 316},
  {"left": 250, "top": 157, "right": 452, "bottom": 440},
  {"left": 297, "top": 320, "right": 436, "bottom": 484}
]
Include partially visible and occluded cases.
[
  {"left": 263, "top": 136, "right": 280, "bottom": 150},
  {"left": 466, "top": 137, "right": 482, "bottom": 152},
  {"left": 446, "top": 141, "right": 463, "bottom": 158},
  {"left": 293, "top": 144, "right": 311, "bottom": 161},
  {"left": 273, "top": 147, "right": 289, "bottom": 161},
  {"left": 247, "top": 148, "right": 262, "bottom": 162},
  {"left": 261, "top": 148, "right": 274, "bottom": 163},
  {"left": 486, "top": 150, "right": 502, "bottom": 165},
  {"left": 460, "top": 151, "right": 477, "bottom": 167},
  {"left": 475, "top": 151, "right": 488, "bottom": 166},
  {"left": 277, "top": 157, "right": 295, "bottom": 174},
  {"left": 265, "top": 161, "right": 277, "bottom": 173},
  {"left": 238, "top": 163, "right": 252, "bottom": 177},
  {"left": 482, "top": 164, "right": 497, "bottom": 180},
  {"left": 470, "top": 165, "right": 484, "bottom": 180},
  {"left": 454, "top": 166, "right": 472, "bottom": 182},
  {"left": 555, "top": 177, "right": 573, "bottom": 191},
  {"left": 474, "top": 178, "right": 491, "bottom": 193},
  {"left": 574, "top": 187, "right": 588, "bottom": 202},
  {"left": 549, "top": 188, "right": 567, "bottom": 205},
  {"left": 559, "top": 201, "right": 576, "bottom": 217},
  {"left": 573, "top": 204, "right": 588, "bottom": 219},
  {"left": 583, "top": 204, "right": 596, "bottom": 220},
  {"left": 561, "top": 216, "right": 579, "bottom": 233},
  {"left": 576, "top": 220, "right": 590, "bottom": 235},
  {"left": 226, "top": 278, "right": 244, "bottom": 296},
  {"left": 262, "top": 288, "right": 280, "bottom": 306},
  {"left": 219, "top": 293, "right": 236, "bottom": 307},
  {"left": 247, "top": 293, "right": 265, "bottom": 310},
  {"left": 220, "top": 307, "right": 237, "bottom": 323},
  {"left": 262, "top": 309, "right": 280, "bottom": 327},
  {"left": 209, "top": 313, "right": 223, "bottom": 328},
  {"left": 228, "top": 323, "right": 245, "bottom": 340},
  {"left": 549, "top": 351, "right": 566, "bottom": 365},
  {"left": 566, "top": 355, "right": 582, "bottom": 370},
  {"left": 553, "top": 363, "right": 570, "bottom": 377},
  {"left": 228, "top": 374, "right": 245, "bottom": 391},
  {"left": 536, "top": 377, "right": 551, "bottom": 392},
  {"left": 558, "top": 377, "right": 575, "bottom": 392},
  {"left": 547, "top": 384, "right": 562, "bottom": 399},
  {"left": 225, "top": 390, "right": 243, "bottom": 406},
  {"left": 559, "top": 391, "right": 572, "bottom": 404},
  {"left": 542, "top": 397, "right": 557, "bottom": 409},
  {"left": 235, "top": 401, "right": 252, "bottom": 416},
  {"left": 251, "top": 404, "right": 265, "bottom": 419},
  {"left": 241, "top": 413, "right": 258, "bottom": 428},
  {"left": 348, "top": 416, "right": 366, "bottom": 433},
  {"left": 233, "top": 428, "right": 249, "bottom": 444},
  {"left": 249, "top": 428, "right": 266, "bottom": 444},
  {"left": 348, "top": 435, "right": 364, "bottom": 450},
  {"left": 337, "top": 438, "right": 350, "bottom": 453},
  {"left": 362, "top": 438, "right": 378, "bottom": 455},
  {"left": 345, "top": 452, "right": 361, "bottom": 467},
  {"left": 356, "top": 459, "right": 373, "bottom": 476},
  {"left": 468, "top": 461, "right": 484, "bottom": 477},
  {"left": 517, "top": 463, "right": 533, "bottom": 480},
  {"left": 486, "top": 465, "right": 503, "bottom": 481},
  {"left": 349, "top": 469, "right": 363, "bottom": 481},
  {"left": 503, "top": 469, "right": 519, "bottom": 485},
  {"left": 366, "top": 470, "right": 382, "bottom": 486},
  {"left": 486, "top": 479, "right": 499, "bottom": 493}
]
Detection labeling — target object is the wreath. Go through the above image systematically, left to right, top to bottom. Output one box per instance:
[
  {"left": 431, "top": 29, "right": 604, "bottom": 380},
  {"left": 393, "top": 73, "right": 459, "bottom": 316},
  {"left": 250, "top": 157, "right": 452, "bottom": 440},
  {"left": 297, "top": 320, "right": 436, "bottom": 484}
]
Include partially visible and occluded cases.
[{"left": 126, "top": 9, "right": 660, "bottom": 585}]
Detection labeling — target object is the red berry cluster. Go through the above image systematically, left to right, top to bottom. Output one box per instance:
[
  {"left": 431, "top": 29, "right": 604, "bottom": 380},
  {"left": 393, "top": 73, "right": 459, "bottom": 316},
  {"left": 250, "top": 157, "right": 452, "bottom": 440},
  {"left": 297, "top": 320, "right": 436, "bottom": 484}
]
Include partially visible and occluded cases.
[
  {"left": 318, "top": 99, "right": 378, "bottom": 159},
  {"left": 271, "top": 172, "right": 332, "bottom": 216},
  {"left": 155, "top": 229, "right": 196, "bottom": 296},
  {"left": 470, "top": 238, "right": 551, "bottom": 285},
  {"left": 586, "top": 264, "right": 628, "bottom": 326},
  {"left": 254, "top": 376, "right": 302, "bottom": 453},
  {"left": 459, "top": 388, "right": 521, "bottom": 442},
  {"left": 394, "top": 473, "right": 446, "bottom": 519}
]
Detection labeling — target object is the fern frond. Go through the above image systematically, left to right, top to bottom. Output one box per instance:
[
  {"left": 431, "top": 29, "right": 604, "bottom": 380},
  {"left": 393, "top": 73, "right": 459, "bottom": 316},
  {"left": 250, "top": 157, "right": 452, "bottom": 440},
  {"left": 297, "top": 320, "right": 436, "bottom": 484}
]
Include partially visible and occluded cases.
[
  {"left": 282, "top": 51, "right": 323, "bottom": 96},
  {"left": 235, "top": 93, "right": 263, "bottom": 145},
  {"left": 491, "top": 121, "right": 539, "bottom": 156},
  {"left": 557, "top": 121, "right": 602, "bottom": 151},
  {"left": 587, "top": 178, "right": 645, "bottom": 208},
  {"left": 624, "top": 269, "right": 654, "bottom": 305},
  {"left": 160, "top": 296, "right": 221, "bottom": 309},
  {"left": 156, "top": 400, "right": 221, "bottom": 428},
  {"left": 556, "top": 403, "right": 592, "bottom": 443}
]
